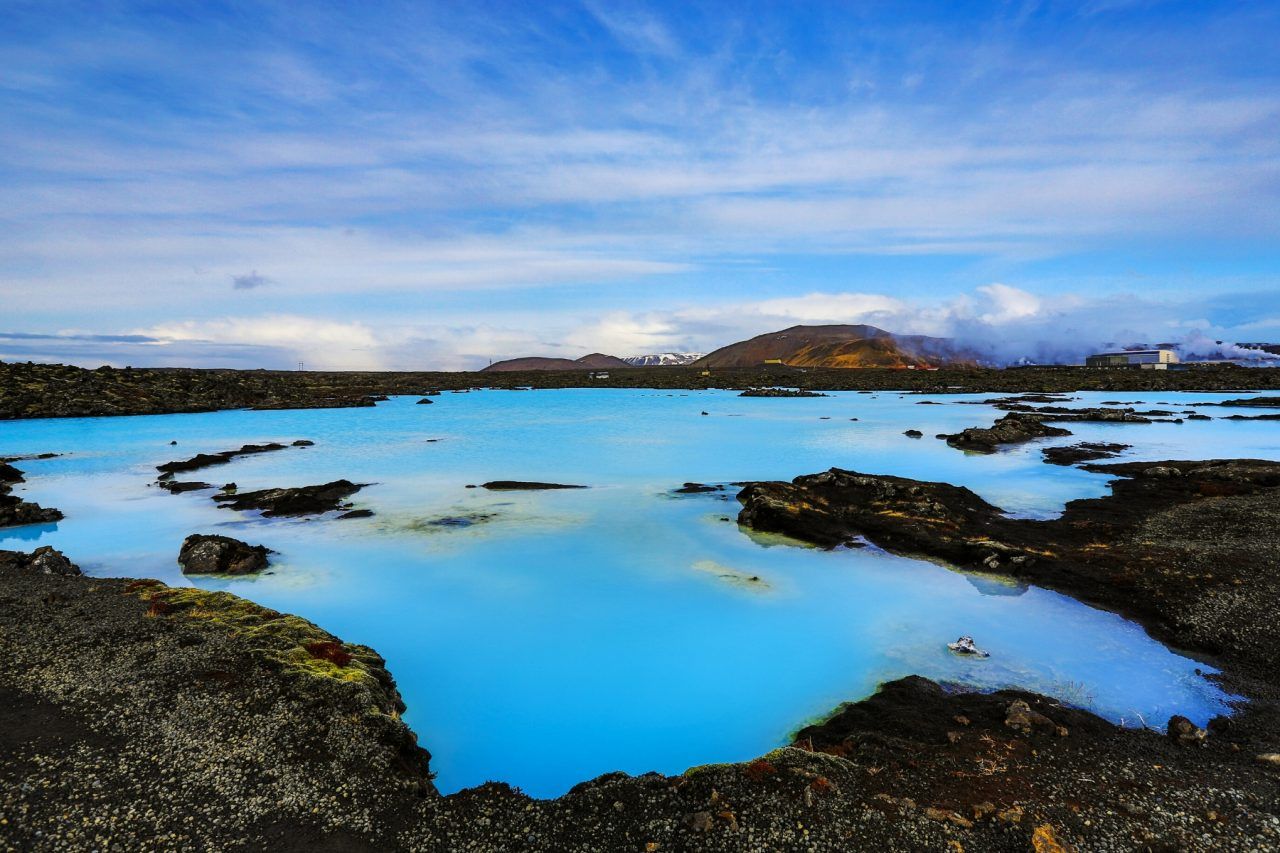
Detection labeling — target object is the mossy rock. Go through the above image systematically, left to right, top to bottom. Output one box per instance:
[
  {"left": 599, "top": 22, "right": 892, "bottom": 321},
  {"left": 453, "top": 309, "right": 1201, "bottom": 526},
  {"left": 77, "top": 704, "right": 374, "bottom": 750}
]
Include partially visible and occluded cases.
[{"left": 132, "top": 583, "right": 404, "bottom": 716}]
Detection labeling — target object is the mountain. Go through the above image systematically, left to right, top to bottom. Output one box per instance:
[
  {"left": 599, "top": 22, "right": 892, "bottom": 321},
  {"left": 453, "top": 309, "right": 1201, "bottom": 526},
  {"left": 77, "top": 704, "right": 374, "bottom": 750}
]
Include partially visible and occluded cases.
[
  {"left": 692, "top": 324, "right": 975, "bottom": 369},
  {"left": 481, "top": 353, "right": 631, "bottom": 372},
  {"left": 622, "top": 353, "right": 705, "bottom": 366}
]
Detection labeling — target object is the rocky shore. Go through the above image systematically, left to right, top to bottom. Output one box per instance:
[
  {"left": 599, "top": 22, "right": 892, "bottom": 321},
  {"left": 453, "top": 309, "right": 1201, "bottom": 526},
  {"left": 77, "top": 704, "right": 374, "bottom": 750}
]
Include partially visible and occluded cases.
[
  {"left": 5, "top": 360, "right": 1280, "bottom": 420},
  {"left": 4, "top": 449, "right": 1280, "bottom": 849},
  {"left": 0, "top": 460, "right": 62, "bottom": 529},
  {"left": 4, "top": 541, "right": 1280, "bottom": 851}
]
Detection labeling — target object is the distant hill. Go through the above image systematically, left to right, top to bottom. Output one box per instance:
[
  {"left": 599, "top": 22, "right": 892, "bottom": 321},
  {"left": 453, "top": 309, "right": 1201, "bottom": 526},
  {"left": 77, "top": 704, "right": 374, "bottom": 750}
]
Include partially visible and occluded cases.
[
  {"left": 692, "top": 324, "right": 976, "bottom": 369},
  {"left": 481, "top": 353, "right": 631, "bottom": 372},
  {"left": 623, "top": 353, "right": 705, "bottom": 366}
]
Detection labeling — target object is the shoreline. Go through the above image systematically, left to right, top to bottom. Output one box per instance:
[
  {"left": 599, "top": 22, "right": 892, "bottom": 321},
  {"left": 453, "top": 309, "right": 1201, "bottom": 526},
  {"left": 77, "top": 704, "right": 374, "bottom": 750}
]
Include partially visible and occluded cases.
[
  {"left": 5, "top": 361, "right": 1280, "bottom": 420},
  {"left": 4, "top": 449, "right": 1280, "bottom": 848}
]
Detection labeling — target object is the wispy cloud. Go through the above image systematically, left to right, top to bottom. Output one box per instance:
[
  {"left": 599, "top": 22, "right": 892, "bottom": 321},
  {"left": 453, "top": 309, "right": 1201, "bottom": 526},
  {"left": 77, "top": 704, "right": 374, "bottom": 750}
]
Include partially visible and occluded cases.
[{"left": 2, "top": 2, "right": 1278, "bottom": 366}]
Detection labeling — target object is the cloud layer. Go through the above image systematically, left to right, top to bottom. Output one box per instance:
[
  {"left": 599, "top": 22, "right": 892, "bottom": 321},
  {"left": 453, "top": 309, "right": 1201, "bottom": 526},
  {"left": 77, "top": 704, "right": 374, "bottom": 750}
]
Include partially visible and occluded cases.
[{"left": 2, "top": 2, "right": 1278, "bottom": 366}]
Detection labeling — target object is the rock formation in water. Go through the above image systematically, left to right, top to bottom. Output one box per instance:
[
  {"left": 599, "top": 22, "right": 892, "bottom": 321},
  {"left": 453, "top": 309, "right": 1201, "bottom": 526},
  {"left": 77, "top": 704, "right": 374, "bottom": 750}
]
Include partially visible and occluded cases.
[
  {"left": 738, "top": 388, "right": 829, "bottom": 397},
  {"left": 942, "top": 412, "right": 1073, "bottom": 452},
  {"left": 156, "top": 442, "right": 302, "bottom": 476},
  {"left": 1042, "top": 442, "right": 1131, "bottom": 466},
  {"left": 737, "top": 460, "right": 1280, "bottom": 674},
  {"left": 0, "top": 461, "right": 63, "bottom": 528},
  {"left": 213, "top": 480, "right": 367, "bottom": 517},
  {"left": 479, "top": 481, "right": 588, "bottom": 490},
  {"left": 4, "top": 529, "right": 1280, "bottom": 850},
  {"left": 178, "top": 534, "right": 272, "bottom": 575}
]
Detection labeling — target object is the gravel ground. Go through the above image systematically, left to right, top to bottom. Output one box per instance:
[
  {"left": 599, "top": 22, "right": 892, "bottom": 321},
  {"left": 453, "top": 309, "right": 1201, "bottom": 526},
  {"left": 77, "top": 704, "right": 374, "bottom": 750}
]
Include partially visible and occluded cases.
[{"left": 4, "top": 540, "right": 1280, "bottom": 851}]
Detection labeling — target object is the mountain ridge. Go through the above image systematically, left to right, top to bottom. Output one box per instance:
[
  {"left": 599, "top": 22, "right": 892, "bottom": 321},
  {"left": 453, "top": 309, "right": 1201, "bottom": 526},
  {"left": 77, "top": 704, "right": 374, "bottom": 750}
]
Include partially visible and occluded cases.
[
  {"left": 481, "top": 324, "right": 978, "bottom": 371},
  {"left": 692, "top": 324, "right": 977, "bottom": 369}
]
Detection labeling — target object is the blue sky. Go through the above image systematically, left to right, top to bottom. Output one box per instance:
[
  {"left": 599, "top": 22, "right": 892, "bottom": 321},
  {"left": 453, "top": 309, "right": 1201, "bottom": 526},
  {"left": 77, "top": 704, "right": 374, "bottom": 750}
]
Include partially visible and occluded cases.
[{"left": 2, "top": 0, "right": 1279, "bottom": 368}]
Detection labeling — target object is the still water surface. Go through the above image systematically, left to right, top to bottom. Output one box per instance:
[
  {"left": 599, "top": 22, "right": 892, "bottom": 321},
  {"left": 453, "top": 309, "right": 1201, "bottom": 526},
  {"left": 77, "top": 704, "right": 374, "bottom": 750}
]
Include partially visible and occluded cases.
[{"left": 4, "top": 389, "right": 1277, "bottom": 796}]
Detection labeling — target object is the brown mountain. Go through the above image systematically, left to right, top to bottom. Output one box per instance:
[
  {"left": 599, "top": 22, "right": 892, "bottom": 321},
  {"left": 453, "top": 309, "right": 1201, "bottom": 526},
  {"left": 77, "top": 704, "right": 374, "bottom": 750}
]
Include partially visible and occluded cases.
[
  {"left": 692, "top": 324, "right": 975, "bottom": 369},
  {"left": 481, "top": 353, "right": 631, "bottom": 372}
]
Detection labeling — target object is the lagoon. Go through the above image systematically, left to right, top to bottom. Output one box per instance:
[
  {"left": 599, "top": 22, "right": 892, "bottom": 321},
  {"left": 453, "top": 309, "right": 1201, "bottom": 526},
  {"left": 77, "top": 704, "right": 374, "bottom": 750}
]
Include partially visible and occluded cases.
[{"left": 4, "top": 389, "right": 1276, "bottom": 796}]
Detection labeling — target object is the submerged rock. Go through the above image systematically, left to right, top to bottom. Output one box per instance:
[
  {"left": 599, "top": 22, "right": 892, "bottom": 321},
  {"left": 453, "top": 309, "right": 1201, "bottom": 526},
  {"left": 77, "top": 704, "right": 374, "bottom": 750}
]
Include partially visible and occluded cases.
[
  {"left": 157, "top": 480, "right": 214, "bottom": 493},
  {"left": 213, "top": 480, "right": 366, "bottom": 517},
  {"left": 479, "top": 481, "right": 587, "bottom": 490},
  {"left": 674, "top": 482, "right": 727, "bottom": 494},
  {"left": 178, "top": 534, "right": 272, "bottom": 575}
]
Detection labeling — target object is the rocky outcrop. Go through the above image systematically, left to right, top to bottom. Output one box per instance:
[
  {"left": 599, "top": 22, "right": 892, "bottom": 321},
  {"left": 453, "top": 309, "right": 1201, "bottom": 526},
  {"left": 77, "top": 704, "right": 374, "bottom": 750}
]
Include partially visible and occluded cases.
[
  {"left": 738, "top": 388, "right": 829, "bottom": 398},
  {"left": 1216, "top": 397, "right": 1280, "bottom": 407},
  {"left": 942, "top": 412, "right": 1073, "bottom": 452},
  {"left": 156, "top": 441, "right": 302, "bottom": 476},
  {"left": 1041, "top": 442, "right": 1130, "bottom": 466},
  {"left": 738, "top": 460, "right": 1280, "bottom": 675},
  {"left": 0, "top": 461, "right": 63, "bottom": 529},
  {"left": 213, "top": 480, "right": 367, "bottom": 517},
  {"left": 178, "top": 534, "right": 272, "bottom": 575},
  {"left": 3, "top": 544, "right": 1280, "bottom": 850},
  {"left": 0, "top": 546, "right": 80, "bottom": 576}
]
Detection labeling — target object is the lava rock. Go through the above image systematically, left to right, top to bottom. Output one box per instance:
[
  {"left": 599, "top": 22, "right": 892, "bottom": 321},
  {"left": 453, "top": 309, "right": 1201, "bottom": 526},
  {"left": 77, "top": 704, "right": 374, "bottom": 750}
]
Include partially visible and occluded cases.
[
  {"left": 943, "top": 413, "right": 1073, "bottom": 452},
  {"left": 213, "top": 480, "right": 366, "bottom": 517},
  {"left": 178, "top": 534, "right": 272, "bottom": 575}
]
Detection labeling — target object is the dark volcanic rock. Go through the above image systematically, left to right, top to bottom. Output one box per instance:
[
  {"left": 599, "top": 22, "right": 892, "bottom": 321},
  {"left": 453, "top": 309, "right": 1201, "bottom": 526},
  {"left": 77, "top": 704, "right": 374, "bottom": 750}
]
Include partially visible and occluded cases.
[
  {"left": 5, "top": 360, "right": 1280, "bottom": 420},
  {"left": 739, "top": 388, "right": 829, "bottom": 397},
  {"left": 1217, "top": 396, "right": 1280, "bottom": 407},
  {"left": 416, "top": 397, "right": 434, "bottom": 405},
  {"left": 942, "top": 412, "right": 1072, "bottom": 452},
  {"left": 903, "top": 429, "right": 923, "bottom": 438},
  {"left": 291, "top": 439, "right": 315, "bottom": 446},
  {"left": 156, "top": 442, "right": 295, "bottom": 475},
  {"left": 1042, "top": 442, "right": 1130, "bottom": 466},
  {"left": 738, "top": 459, "right": 1280, "bottom": 674},
  {"left": 0, "top": 461, "right": 63, "bottom": 528},
  {"left": 157, "top": 480, "right": 214, "bottom": 493},
  {"left": 213, "top": 480, "right": 366, "bottom": 517},
  {"left": 479, "top": 481, "right": 587, "bottom": 490},
  {"left": 674, "top": 482, "right": 727, "bottom": 494},
  {"left": 338, "top": 509, "right": 375, "bottom": 519},
  {"left": 178, "top": 534, "right": 272, "bottom": 575},
  {"left": 3, "top": 540, "right": 1280, "bottom": 849},
  {"left": 0, "top": 546, "right": 81, "bottom": 577}
]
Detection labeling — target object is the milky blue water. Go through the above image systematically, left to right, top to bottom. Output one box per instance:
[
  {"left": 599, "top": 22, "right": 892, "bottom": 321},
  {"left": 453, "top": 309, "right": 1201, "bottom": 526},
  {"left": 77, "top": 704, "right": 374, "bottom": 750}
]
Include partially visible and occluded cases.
[{"left": 4, "top": 389, "right": 1277, "bottom": 797}]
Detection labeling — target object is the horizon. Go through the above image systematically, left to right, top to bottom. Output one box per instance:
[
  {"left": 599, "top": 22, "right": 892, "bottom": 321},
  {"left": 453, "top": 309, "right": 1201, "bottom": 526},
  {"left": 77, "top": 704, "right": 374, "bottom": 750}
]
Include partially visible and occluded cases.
[{"left": 4, "top": 2, "right": 1280, "bottom": 370}]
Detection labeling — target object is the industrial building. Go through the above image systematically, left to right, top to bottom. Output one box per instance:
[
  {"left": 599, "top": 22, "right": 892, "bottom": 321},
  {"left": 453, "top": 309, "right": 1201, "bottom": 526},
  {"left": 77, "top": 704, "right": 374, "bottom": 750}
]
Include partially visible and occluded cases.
[{"left": 1084, "top": 349, "right": 1180, "bottom": 369}]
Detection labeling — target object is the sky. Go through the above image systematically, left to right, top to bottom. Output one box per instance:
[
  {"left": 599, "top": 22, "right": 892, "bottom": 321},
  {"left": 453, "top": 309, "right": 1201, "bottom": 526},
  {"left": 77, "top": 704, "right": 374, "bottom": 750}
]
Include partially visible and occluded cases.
[{"left": 2, "top": 0, "right": 1279, "bottom": 369}]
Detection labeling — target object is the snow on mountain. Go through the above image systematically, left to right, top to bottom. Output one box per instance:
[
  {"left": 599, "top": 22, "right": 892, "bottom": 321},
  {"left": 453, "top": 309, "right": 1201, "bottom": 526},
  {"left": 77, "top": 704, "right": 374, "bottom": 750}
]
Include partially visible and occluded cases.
[{"left": 622, "top": 353, "right": 705, "bottom": 366}]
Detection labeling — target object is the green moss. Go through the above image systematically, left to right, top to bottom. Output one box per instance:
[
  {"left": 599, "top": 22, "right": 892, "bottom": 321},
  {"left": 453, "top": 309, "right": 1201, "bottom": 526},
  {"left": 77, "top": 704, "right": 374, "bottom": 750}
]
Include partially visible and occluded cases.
[{"left": 134, "top": 583, "right": 395, "bottom": 714}]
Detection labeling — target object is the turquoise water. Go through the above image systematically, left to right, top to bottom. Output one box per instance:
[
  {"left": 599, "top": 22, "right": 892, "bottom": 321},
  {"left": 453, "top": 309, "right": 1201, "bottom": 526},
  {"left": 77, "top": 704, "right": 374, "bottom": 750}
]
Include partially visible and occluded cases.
[{"left": 3, "top": 389, "right": 1277, "bottom": 797}]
